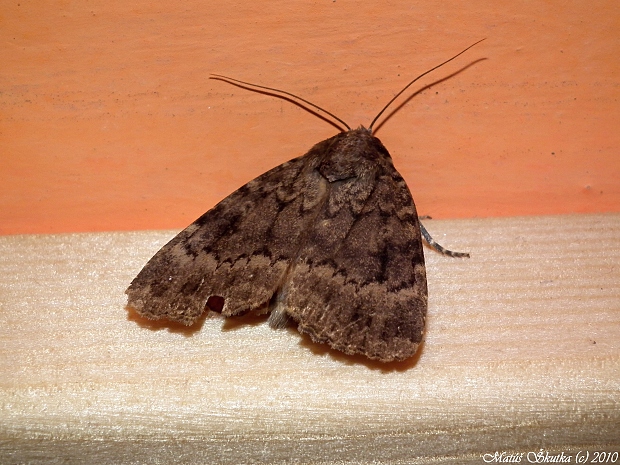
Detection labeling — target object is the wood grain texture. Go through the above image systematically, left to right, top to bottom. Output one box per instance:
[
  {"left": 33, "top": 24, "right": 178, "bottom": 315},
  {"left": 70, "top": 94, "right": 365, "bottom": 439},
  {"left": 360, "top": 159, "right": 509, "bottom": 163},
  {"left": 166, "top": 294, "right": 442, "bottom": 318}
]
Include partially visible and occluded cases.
[{"left": 1, "top": 214, "right": 619, "bottom": 464}]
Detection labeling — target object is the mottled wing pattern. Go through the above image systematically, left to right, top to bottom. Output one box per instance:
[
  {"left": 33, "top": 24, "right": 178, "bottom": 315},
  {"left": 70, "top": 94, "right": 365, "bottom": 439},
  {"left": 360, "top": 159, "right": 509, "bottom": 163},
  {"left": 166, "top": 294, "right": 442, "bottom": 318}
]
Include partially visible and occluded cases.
[
  {"left": 127, "top": 128, "right": 427, "bottom": 362},
  {"left": 282, "top": 130, "right": 428, "bottom": 362},
  {"left": 126, "top": 138, "right": 334, "bottom": 325}
]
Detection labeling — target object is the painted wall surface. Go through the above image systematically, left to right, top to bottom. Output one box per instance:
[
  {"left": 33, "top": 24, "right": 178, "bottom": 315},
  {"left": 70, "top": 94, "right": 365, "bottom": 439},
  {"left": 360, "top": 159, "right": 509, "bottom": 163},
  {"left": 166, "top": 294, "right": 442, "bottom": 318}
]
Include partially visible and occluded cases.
[{"left": 2, "top": 1, "right": 618, "bottom": 234}]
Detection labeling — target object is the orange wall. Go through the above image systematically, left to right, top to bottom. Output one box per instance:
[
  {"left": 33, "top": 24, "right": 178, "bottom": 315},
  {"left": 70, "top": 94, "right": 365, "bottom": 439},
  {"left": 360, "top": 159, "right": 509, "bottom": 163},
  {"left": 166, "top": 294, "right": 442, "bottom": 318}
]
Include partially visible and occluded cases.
[{"left": 2, "top": 1, "right": 619, "bottom": 235}]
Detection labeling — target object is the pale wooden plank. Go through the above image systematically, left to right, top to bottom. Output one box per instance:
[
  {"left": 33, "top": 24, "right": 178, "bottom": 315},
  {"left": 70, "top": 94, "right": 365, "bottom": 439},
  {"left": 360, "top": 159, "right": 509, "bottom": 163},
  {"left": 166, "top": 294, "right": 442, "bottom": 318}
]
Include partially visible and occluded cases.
[{"left": 0, "top": 214, "right": 619, "bottom": 464}]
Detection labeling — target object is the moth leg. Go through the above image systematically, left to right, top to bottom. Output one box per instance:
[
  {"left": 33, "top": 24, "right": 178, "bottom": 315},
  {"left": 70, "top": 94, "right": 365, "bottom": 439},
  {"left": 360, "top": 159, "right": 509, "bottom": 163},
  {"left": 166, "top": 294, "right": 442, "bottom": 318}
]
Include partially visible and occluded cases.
[
  {"left": 420, "top": 222, "right": 470, "bottom": 258},
  {"left": 267, "top": 285, "right": 290, "bottom": 329},
  {"left": 268, "top": 308, "right": 289, "bottom": 329}
]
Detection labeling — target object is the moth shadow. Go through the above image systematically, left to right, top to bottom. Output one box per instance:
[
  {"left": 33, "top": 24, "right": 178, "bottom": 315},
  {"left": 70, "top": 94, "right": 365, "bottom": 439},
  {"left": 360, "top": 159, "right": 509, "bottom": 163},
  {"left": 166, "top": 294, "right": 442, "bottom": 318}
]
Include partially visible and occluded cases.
[
  {"left": 126, "top": 304, "right": 210, "bottom": 336},
  {"left": 127, "top": 304, "right": 423, "bottom": 370},
  {"left": 219, "top": 311, "right": 424, "bottom": 370},
  {"left": 220, "top": 311, "right": 270, "bottom": 330},
  {"left": 295, "top": 328, "right": 425, "bottom": 372}
]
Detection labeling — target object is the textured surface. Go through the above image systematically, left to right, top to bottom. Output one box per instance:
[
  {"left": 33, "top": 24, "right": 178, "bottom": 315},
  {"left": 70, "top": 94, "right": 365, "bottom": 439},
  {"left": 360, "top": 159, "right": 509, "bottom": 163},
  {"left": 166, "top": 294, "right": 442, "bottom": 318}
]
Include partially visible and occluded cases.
[
  {"left": 1, "top": 1, "right": 619, "bottom": 235},
  {"left": 126, "top": 128, "right": 429, "bottom": 362},
  {"left": 1, "top": 214, "right": 619, "bottom": 464}
]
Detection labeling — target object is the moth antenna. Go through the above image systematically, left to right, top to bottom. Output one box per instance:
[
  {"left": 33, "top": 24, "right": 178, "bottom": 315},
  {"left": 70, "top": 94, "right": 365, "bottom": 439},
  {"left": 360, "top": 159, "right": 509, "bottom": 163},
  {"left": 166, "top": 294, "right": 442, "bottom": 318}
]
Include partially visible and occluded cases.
[
  {"left": 368, "top": 38, "right": 486, "bottom": 132},
  {"left": 210, "top": 74, "right": 351, "bottom": 132}
]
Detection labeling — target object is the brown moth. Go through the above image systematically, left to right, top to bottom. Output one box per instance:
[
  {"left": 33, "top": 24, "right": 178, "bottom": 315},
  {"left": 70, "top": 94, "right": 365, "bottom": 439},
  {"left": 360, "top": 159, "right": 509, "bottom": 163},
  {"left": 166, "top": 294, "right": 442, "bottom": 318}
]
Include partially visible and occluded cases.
[{"left": 126, "top": 40, "right": 482, "bottom": 362}]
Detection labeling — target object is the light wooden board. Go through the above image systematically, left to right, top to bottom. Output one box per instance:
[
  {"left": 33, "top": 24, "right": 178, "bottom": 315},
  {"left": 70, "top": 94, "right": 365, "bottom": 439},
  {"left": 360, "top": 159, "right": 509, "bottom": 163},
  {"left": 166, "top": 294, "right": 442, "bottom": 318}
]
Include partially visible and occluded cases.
[{"left": 1, "top": 214, "right": 619, "bottom": 464}]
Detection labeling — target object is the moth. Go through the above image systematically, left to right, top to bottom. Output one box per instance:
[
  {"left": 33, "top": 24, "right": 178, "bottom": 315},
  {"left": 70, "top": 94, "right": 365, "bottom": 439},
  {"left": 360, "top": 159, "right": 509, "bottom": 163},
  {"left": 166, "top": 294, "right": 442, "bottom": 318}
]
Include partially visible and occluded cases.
[{"left": 126, "top": 40, "right": 482, "bottom": 362}]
